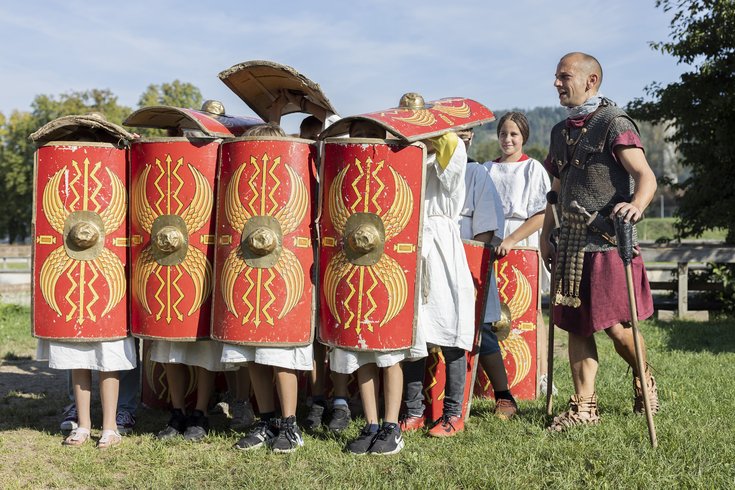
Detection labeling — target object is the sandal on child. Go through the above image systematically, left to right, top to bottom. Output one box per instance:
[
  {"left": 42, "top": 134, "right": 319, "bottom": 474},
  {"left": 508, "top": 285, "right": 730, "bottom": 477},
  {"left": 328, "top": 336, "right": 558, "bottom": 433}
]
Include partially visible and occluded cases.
[
  {"left": 63, "top": 427, "right": 91, "bottom": 447},
  {"left": 97, "top": 429, "right": 122, "bottom": 449}
]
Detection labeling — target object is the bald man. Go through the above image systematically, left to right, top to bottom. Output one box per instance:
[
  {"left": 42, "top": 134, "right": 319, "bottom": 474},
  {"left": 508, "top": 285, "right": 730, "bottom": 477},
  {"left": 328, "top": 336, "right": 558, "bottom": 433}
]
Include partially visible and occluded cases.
[{"left": 540, "top": 52, "right": 660, "bottom": 431}]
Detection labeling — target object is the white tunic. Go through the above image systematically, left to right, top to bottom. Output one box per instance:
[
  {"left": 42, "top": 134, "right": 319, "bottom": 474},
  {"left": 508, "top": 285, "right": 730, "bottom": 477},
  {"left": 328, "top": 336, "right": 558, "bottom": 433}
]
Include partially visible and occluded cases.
[
  {"left": 414, "top": 143, "right": 475, "bottom": 354},
  {"left": 484, "top": 156, "right": 550, "bottom": 248},
  {"left": 458, "top": 162, "right": 504, "bottom": 324},
  {"left": 36, "top": 338, "right": 137, "bottom": 372},
  {"left": 150, "top": 339, "right": 231, "bottom": 372},
  {"left": 221, "top": 343, "right": 313, "bottom": 371}
]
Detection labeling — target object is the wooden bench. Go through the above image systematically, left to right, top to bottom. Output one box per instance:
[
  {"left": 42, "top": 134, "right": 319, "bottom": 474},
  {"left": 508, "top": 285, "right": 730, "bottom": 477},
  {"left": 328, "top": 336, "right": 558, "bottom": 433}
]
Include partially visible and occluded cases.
[{"left": 640, "top": 243, "right": 735, "bottom": 318}]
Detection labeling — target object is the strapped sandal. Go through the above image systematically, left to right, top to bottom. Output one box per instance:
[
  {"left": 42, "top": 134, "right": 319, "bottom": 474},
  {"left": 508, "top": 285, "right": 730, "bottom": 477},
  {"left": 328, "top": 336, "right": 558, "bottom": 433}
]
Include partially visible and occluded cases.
[
  {"left": 634, "top": 365, "right": 660, "bottom": 415},
  {"left": 548, "top": 393, "right": 600, "bottom": 432},
  {"left": 63, "top": 427, "right": 91, "bottom": 447},
  {"left": 97, "top": 429, "right": 122, "bottom": 449}
]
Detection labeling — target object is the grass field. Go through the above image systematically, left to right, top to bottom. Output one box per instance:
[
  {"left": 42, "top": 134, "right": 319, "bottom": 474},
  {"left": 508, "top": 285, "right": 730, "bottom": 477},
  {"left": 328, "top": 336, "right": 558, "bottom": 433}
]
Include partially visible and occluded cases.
[
  {"left": 637, "top": 217, "right": 727, "bottom": 242},
  {"left": 1, "top": 303, "right": 734, "bottom": 489}
]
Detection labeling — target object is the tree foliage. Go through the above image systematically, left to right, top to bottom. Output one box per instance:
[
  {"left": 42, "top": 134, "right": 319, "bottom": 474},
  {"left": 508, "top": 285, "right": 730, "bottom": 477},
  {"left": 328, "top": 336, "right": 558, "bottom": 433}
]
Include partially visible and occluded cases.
[
  {"left": 628, "top": 0, "right": 735, "bottom": 243},
  {"left": 0, "top": 81, "right": 202, "bottom": 242}
]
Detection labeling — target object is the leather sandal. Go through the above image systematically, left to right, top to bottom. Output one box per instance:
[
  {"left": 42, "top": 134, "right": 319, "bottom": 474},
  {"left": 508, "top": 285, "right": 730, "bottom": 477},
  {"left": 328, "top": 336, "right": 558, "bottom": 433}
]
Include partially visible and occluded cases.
[
  {"left": 634, "top": 366, "right": 660, "bottom": 415},
  {"left": 548, "top": 393, "right": 600, "bottom": 432},
  {"left": 63, "top": 427, "right": 91, "bottom": 447},
  {"left": 97, "top": 429, "right": 122, "bottom": 449}
]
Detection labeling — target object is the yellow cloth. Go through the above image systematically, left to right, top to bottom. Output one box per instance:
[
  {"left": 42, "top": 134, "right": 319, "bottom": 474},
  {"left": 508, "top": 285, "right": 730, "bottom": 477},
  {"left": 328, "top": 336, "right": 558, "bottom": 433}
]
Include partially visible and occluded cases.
[{"left": 427, "top": 132, "right": 459, "bottom": 169}]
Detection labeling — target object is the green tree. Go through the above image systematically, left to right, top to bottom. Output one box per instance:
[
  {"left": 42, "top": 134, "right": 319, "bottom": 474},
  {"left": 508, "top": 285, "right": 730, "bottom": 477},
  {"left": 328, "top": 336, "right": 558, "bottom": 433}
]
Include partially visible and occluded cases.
[
  {"left": 628, "top": 0, "right": 735, "bottom": 243},
  {"left": 137, "top": 80, "right": 203, "bottom": 110},
  {"left": 0, "top": 90, "right": 132, "bottom": 242}
]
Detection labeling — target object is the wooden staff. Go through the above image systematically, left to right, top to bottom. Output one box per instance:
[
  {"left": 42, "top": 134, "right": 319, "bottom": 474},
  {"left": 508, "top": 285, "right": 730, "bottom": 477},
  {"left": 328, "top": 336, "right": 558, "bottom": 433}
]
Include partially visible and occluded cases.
[
  {"left": 545, "top": 191, "right": 561, "bottom": 416},
  {"left": 614, "top": 214, "right": 658, "bottom": 448}
]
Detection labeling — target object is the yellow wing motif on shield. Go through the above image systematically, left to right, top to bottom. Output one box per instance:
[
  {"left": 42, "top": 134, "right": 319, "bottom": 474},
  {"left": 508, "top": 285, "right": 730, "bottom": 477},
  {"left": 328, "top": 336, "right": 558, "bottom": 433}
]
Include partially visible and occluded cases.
[
  {"left": 433, "top": 101, "right": 472, "bottom": 119},
  {"left": 393, "top": 109, "right": 436, "bottom": 127},
  {"left": 181, "top": 163, "right": 213, "bottom": 232},
  {"left": 225, "top": 163, "right": 253, "bottom": 234},
  {"left": 274, "top": 164, "right": 308, "bottom": 235},
  {"left": 132, "top": 165, "right": 156, "bottom": 233},
  {"left": 328, "top": 166, "right": 351, "bottom": 235},
  {"left": 382, "top": 167, "right": 413, "bottom": 241},
  {"left": 42, "top": 168, "right": 69, "bottom": 234},
  {"left": 98, "top": 168, "right": 127, "bottom": 234},
  {"left": 180, "top": 245, "right": 213, "bottom": 316},
  {"left": 133, "top": 246, "right": 157, "bottom": 314},
  {"left": 39, "top": 247, "right": 74, "bottom": 317},
  {"left": 91, "top": 248, "right": 126, "bottom": 318},
  {"left": 273, "top": 248, "right": 304, "bottom": 319},
  {"left": 324, "top": 251, "right": 353, "bottom": 323},
  {"left": 370, "top": 253, "right": 407, "bottom": 326},
  {"left": 500, "top": 266, "right": 533, "bottom": 388}
]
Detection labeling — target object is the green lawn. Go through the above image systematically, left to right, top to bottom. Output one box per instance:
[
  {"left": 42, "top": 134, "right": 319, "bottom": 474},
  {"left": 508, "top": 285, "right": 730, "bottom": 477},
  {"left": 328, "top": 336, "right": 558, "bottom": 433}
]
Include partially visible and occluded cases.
[
  {"left": 638, "top": 217, "right": 727, "bottom": 242},
  {"left": 1, "top": 303, "right": 734, "bottom": 488}
]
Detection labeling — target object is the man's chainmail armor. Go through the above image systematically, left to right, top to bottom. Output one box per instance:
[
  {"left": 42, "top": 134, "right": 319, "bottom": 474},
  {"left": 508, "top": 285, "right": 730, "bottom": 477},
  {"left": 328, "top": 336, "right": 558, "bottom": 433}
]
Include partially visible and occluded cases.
[{"left": 548, "top": 98, "right": 639, "bottom": 307}]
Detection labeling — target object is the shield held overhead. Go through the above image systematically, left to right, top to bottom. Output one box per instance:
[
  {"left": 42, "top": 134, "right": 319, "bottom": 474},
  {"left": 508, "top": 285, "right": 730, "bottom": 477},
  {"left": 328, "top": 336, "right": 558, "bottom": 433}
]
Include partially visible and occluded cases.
[
  {"left": 212, "top": 138, "right": 317, "bottom": 346},
  {"left": 319, "top": 140, "right": 425, "bottom": 351}
]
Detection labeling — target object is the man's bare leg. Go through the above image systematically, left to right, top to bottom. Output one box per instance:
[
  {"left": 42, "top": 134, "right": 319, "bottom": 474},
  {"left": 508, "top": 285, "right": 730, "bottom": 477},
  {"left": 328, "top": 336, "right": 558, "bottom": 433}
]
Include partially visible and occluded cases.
[
  {"left": 605, "top": 323, "right": 646, "bottom": 374},
  {"left": 568, "top": 332, "right": 598, "bottom": 397}
]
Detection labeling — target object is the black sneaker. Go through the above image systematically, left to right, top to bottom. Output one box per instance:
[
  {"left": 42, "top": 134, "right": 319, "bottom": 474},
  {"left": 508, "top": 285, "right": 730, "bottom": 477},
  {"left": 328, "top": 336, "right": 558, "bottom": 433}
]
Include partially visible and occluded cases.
[
  {"left": 302, "top": 403, "right": 325, "bottom": 431},
  {"left": 327, "top": 405, "right": 352, "bottom": 433},
  {"left": 156, "top": 409, "right": 187, "bottom": 440},
  {"left": 183, "top": 410, "right": 209, "bottom": 442},
  {"left": 271, "top": 416, "right": 304, "bottom": 454},
  {"left": 234, "top": 420, "right": 276, "bottom": 451},
  {"left": 368, "top": 423, "right": 404, "bottom": 455},
  {"left": 345, "top": 425, "right": 378, "bottom": 455}
]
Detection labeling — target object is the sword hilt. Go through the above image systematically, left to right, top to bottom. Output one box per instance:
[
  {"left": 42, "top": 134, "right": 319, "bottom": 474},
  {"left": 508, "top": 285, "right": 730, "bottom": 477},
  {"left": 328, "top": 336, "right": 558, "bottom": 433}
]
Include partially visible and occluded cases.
[{"left": 614, "top": 214, "right": 635, "bottom": 266}]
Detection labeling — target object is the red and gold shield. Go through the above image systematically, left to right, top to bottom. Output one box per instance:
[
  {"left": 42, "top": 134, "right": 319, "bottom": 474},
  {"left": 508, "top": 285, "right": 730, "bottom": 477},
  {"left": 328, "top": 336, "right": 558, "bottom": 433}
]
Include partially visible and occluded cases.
[
  {"left": 320, "top": 97, "right": 495, "bottom": 142},
  {"left": 124, "top": 106, "right": 261, "bottom": 137},
  {"left": 129, "top": 138, "right": 218, "bottom": 340},
  {"left": 211, "top": 138, "right": 317, "bottom": 346},
  {"left": 318, "top": 140, "right": 425, "bottom": 351},
  {"left": 32, "top": 142, "right": 129, "bottom": 340},
  {"left": 423, "top": 239, "right": 492, "bottom": 421},
  {"left": 474, "top": 247, "right": 541, "bottom": 400}
]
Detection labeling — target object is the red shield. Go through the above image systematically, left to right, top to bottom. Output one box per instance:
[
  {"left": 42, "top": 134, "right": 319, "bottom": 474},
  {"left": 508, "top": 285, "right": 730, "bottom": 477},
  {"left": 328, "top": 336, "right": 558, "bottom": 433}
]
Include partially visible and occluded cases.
[
  {"left": 321, "top": 97, "right": 495, "bottom": 141},
  {"left": 124, "top": 106, "right": 261, "bottom": 137},
  {"left": 211, "top": 138, "right": 317, "bottom": 346},
  {"left": 129, "top": 139, "right": 219, "bottom": 340},
  {"left": 318, "top": 140, "right": 425, "bottom": 351},
  {"left": 32, "top": 143, "right": 129, "bottom": 340},
  {"left": 422, "top": 240, "right": 492, "bottom": 421},
  {"left": 474, "top": 247, "right": 541, "bottom": 400}
]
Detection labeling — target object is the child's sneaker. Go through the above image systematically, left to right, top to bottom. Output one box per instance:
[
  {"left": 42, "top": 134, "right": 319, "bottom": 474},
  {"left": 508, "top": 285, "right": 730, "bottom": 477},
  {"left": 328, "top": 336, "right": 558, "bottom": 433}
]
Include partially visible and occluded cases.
[
  {"left": 494, "top": 398, "right": 518, "bottom": 420},
  {"left": 229, "top": 400, "right": 255, "bottom": 431},
  {"left": 302, "top": 403, "right": 325, "bottom": 431},
  {"left": 59, "top": 404, "right": 78, "bottom": 431},
  {"left": 327, "top": 404, "right": 351, "bottom": 433},
  {"left": 156, "top": 408, "right": 187, "bottom": 440},
  {"left": 115, "top": 410, "right": 136, "bottom": 435},
  {"left": 398, "top": 413, "right": 425, "bottom": 432},
  {"left": 428, "top": 414, "right": 464, "bottom": 437},
  {"left": 271, "top": 416, "right": 304, "bottom": 454},
  {"left": 234, "top": 420, "right": 277, "bottom": 451},
  {"left": 368, "top": 422, "right": 404, "bottom": 455},
  {"left": 345, "top": 425, "right": 379, "bottom": 455}
]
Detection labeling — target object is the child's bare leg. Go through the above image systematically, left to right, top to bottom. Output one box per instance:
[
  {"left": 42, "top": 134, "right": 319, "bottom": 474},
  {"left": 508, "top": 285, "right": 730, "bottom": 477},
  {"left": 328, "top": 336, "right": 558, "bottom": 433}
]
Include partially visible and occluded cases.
[
  {"left": 311, "top": 342, "right": 327, "bottom": 398},
  {"left": 164, "top": 363, "right": 188, "bottom": 410},
  {"left": 249, "top": 363, "right": 275, "bottom": 414},
  {"left": 383, "top": 363, "right": 403, "bottom": 424},
  {"left": 357, "top": 364, "right": 379, "bottom": 424},
  {"left": 236, "top": 365, "right": 251, "bottom": 401},
  {"left": 195, "top": 367, "right": 215, "bottom": 415},
  {"left": 275, "top": 367, "right": 298, "bottom": 418},
  {"left": 72, "top": 369, "right": 93, "bottom": 429},
  {"left": 99, "top": 371, "right": 120, "bottom": 431}
]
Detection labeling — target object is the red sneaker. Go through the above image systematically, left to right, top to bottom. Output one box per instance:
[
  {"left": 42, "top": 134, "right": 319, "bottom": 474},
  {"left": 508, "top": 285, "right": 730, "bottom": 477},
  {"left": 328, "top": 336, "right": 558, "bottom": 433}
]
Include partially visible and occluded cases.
[
  {"left": 398, "top": 414, "right": 425, "bottom": 432},
  {"left": 428, "top": 415, "right": 464, "bottom": 437}
]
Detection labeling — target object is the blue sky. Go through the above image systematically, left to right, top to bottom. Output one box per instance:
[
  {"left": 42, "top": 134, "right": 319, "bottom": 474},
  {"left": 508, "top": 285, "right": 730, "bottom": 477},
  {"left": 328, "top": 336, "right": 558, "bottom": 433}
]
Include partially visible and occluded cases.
[{"left": 0, "top": 0, "right": 686, "bottom": 129}]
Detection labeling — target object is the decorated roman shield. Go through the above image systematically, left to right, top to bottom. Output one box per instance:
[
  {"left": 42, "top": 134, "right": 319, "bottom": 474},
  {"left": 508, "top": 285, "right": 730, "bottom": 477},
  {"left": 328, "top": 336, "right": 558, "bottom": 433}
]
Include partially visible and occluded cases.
[
  {"left": 320, "top": 95, "right": 495, "bottom": 142},
  {"left": 211, "top": 137, "right": 317, "bottom": 346},
  {"left": 129, "top": 138, "right": 219, "bottom": 340},
  {"left": 318, "top": 140, "right": 425, "bottom": 351},
  {"left": 32, "top": 142, "right": 129, "bottom": 340},
  {"left": 423, "top": 239, "right": 492, "bottom": 421},
  {"left": 474, "top": 247, "right": 541, "bottom": 400}
]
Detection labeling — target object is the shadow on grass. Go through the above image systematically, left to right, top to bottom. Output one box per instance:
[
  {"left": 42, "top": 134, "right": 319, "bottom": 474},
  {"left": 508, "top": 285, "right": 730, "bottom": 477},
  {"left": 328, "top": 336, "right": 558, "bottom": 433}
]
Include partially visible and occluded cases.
[{"left": 657, "top": 317, "right": 735, "bottom": 353}]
